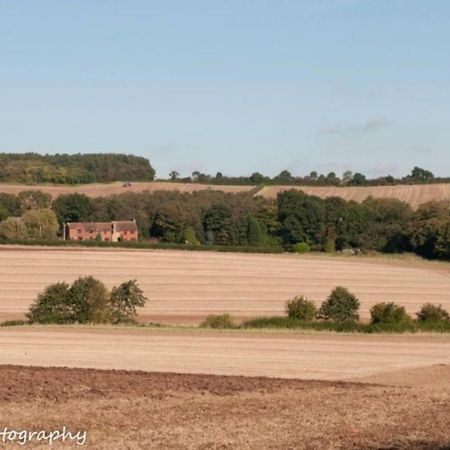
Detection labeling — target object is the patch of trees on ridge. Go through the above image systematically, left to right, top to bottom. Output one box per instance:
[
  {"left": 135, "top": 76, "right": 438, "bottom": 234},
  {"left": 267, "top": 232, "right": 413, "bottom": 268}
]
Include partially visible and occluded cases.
[
  {"left": 0, "top": 153, "right": 155, "bottom": 184},
  {"left": 1, "top": 188, "right": 450, "bottom": 261}
]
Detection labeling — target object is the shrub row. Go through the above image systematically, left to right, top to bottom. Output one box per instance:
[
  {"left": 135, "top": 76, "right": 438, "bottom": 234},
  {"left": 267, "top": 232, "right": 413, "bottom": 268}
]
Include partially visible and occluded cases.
[
  {"left": 0, "top": 238, "right": 284, "bottom": 254},
  {"left": 201, "top": 287, "right": 450, "bottom": 333}
]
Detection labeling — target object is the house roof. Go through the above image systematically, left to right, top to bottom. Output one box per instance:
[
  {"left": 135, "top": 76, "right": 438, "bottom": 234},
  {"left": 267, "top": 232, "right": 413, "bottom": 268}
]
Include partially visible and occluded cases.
[
  {"left": 66, "top": 221, "right": 138, "bottom": 233},
  {"left": 113, "top": 221, "right": 138, "bottom": 232},
  {"left": 67, "top": 222, "right": 112, "bottom": 233}
]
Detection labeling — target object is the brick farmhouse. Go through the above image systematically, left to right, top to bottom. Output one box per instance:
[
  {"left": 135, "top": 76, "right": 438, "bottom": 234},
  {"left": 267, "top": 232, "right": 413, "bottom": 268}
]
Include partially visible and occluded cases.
[{"left": 64, "top": 220, "right": 138, "bottom": 242}]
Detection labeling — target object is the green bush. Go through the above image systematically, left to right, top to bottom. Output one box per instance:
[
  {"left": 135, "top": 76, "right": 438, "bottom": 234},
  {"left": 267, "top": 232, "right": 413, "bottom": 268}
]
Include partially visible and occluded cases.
[
  {"left": 0, "top": 238, "right": 284, "bottom": 254},
  {"left": 324, "top": 238, "right": 336, "bottom": 253},
  {"left": 293, "top": 242, "right": 311, "bottom": 253},
  {"left": 27, "top": 277, "right": 147, "bottom": 325},
  {"left": 110, "top": 280, "right": 147, "bottom": 324},
  {"left": 26, "top": 282, "right": 74, "bottom": 324},
  {"left": 318, "top": 286, "right": 360, "bottom": 322},
  {"left": 286, "top": 296, "right": 317, "bottom": 321},
  {"left": 370, "top": 302, "right": 411, "bottom": 324},
  {"left": 417, "top": 303, "right": 450, "bottom": 323},
  {"left": 200, "top": 314, "right": 235, "bottom": 329},
  {"left": 241, "top": 316, "right": 450, "bottom": 333},
  {"left": 0, "top": 320, "right": 28, "bottom": 327}
]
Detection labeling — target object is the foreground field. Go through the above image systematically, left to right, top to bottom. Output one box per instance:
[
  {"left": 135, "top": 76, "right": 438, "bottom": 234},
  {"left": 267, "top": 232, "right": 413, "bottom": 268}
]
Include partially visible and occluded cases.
[
  {"left": 1, "top": 181, "right": 450, "bottom": 208},
  {"left": 1, "top": 246, "right": 450, "bottom": 323},
  {"left": 1, "top": 327, "right": 450, "bottom": 380},
  {"left": 2, "top": 327, "right": 450, "bottom": 448},
  {"left": 1, "top": 363, "right": 449, "bottom": 449}
]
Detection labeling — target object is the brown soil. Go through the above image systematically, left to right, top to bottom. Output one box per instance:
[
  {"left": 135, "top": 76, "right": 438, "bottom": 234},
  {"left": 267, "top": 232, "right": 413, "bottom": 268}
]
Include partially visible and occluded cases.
[{"left": 0, "top": 364, "right": 449, "bottom": 449}]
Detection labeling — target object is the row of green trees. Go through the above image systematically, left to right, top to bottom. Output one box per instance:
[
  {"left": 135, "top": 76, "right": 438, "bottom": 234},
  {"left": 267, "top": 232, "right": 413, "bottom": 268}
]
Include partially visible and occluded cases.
[
  {"left": 0, "top": 153, "right": 155, "bottom": 184},
  {"left": 169, "top": 166, "right": 440, "bottom": 187},
  {"left": 1, "top": 187, "right": 450, "bottom": 260},
  {"left": 286, "top": 289, "right": 450, "bottom": 324}
]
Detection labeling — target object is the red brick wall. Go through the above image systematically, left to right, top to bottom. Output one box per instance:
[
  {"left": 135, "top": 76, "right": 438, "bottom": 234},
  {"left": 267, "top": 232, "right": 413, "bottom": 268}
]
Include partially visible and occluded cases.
[{"left": 68, "top": 227, "right": 113, "bottom": 241}]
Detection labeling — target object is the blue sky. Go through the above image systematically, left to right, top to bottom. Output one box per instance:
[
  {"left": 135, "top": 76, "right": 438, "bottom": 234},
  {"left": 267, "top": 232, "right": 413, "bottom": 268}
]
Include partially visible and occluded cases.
[{"left": 1, "top": 0, "right": 449, "bottom": 178}]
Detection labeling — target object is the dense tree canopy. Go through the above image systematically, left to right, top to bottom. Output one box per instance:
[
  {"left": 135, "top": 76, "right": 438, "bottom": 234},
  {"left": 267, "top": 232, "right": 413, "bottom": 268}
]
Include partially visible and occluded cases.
[
  {"left": 0, "top": 153, "right": 155, "bottom": 184},
  {"left": 0, "top": 186, "right": 449, "bottom": 262}
]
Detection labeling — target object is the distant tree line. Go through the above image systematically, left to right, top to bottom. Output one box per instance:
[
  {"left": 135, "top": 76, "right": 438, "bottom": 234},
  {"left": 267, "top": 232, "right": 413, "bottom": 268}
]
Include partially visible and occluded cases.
[
  {"left": 0, "top": 153, "right": 155, "bottom": 184},
  {"left": 0, "top": 153, "right": 443, "bottom": 188},
  {"left": 168, "top": 166, "right": 441, "bottom": 187},
  {"left": 1, "top": 188, "right": 450, "bottom": 261}
]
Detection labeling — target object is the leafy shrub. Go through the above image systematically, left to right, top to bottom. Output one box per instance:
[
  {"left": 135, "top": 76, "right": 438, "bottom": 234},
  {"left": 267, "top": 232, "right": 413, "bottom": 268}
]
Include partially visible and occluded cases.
[
  {"left": 0, "top": 238, "right": 283, "bottom": 254},
  {"left": 324, "top": 238, "right": 336, "bottom": 253},
  {"left": 293, "top": 242, "right": 311, "bottom": 253},
  {"left": 69, "top": 276, "right": 111, "bottom": 323},
  {"left": 27, "top": 277, "right": 147, "bottom": 325},
  {"left": 110, "top": 280, "right": 147, "bottom": 324},
  {"left": 27, "top": 282, "right": 73, "bottom": 324},
  {"left": 318, "top": 286, "right": 360, "bottom": 322},
  {"left": 286, "top": 296, "right": 317, "bottom": 321},
  {"left": 370, "top": 302, "right": 411, "bottom": 324},
  {"left": 417, "top": 303, "right": 450, "bottom": 323},
  {"left": 200, "top": 314, "right": 235, "bottom": 329},
  {"left": 241, "top": 316, "right": 450, "bottom": 333},
  {"left": 0, "top": 320, "right": 28, "bottom": 327}
]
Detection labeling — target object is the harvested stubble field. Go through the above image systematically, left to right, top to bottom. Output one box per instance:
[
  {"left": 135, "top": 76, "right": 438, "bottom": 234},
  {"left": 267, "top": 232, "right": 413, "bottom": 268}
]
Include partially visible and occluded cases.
[
  {"left": 0, "top": 181, "right": 253, "bottom": 198},
  {"left": 1, "top": 181, "right": 450, "bottom": 208},
  {"left": 259, "top": 183, "right": 450, "bottom": 209},
  {"left": 1, "top": 246, "right": 450, "bottom": 323},
  {"left": 1, "top": 327, "right": 450, "bottom": 379},
  {"left": 0, "top": 328, "right": 449, "bottom": 449}
]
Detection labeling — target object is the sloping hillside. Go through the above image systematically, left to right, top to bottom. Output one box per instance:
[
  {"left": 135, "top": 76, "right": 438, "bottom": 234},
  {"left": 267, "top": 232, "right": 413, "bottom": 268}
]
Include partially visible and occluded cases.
[{"left": 0, "top": 181, "right": 450, "bottom": 208}]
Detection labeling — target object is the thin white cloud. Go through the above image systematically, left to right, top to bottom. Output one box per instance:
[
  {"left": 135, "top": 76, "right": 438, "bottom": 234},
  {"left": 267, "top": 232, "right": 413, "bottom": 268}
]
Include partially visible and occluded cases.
[
  {"left": 319, "top": 117, "right": 394, "bottom": 137},
  {"left": 408, "top": 144, "right": 433, "bottom": 154}
]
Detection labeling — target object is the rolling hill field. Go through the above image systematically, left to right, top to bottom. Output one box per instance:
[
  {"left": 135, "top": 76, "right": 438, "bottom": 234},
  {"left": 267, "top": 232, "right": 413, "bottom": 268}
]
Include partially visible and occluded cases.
[
  {"left": 1, "top": 181, "right": 450, "bottom": 208},
  {"left": 259, "top": 183, "right": 450, "bottom": 208},
  {"left": 1, "top": 246, "right": 450, "bottom": 323}
]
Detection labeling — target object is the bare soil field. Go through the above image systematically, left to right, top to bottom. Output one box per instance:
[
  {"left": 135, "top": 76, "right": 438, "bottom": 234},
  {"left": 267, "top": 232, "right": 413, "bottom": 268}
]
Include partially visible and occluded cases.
[
  {"left": 1, "top": 181, "right": 450, "bottom": 208},
  {"left": 1, "top": 246, "right": 450, "bottom": 323},
  {"left": 0, "top": 362, "right": 449, "bottom": 449}
]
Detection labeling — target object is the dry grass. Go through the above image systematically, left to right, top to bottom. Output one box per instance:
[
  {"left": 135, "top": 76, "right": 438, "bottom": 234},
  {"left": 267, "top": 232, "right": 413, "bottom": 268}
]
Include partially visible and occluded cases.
[
  {"left": 1, "top": 246, "right": 450, "bottom": 323},
  {"left": 1, "top": 364, "right": 449, "bottom": 449}
]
